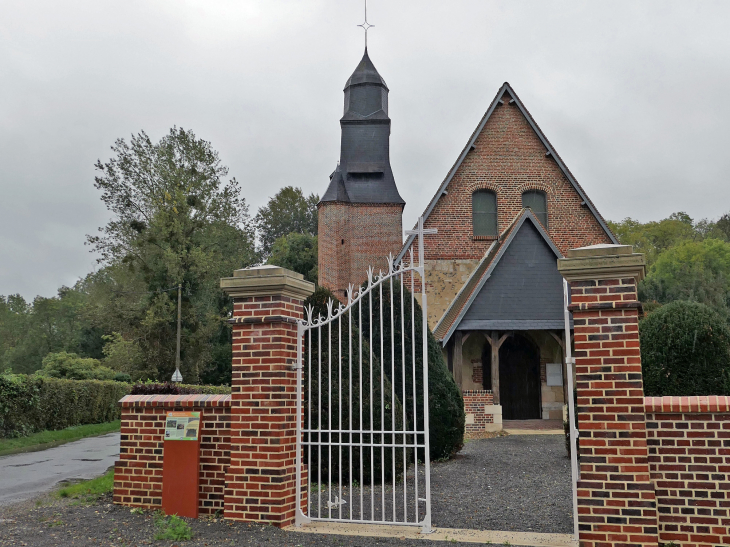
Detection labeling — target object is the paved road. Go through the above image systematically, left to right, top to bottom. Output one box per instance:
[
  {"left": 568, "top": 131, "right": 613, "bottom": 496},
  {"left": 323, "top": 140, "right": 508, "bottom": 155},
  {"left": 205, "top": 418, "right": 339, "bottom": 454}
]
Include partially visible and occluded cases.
[{"left": 0, "top": 432, "right": 120, "bottom": 506}]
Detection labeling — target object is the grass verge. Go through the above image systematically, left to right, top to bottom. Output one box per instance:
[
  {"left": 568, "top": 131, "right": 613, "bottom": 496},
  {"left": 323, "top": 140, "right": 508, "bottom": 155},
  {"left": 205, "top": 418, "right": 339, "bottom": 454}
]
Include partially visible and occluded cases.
[
  {"left": 0, "top": 420, "right": 121, "bottom": 456},
  {"left": 57, "top": 468, "right": 115, "bottom": 504}
]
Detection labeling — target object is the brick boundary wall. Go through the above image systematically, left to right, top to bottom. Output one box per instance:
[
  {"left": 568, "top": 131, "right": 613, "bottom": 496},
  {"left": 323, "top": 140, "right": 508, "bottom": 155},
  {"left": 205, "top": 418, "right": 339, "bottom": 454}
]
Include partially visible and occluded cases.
[
  {"left": 462, "top": 390, "right": 498, "bottom": 434},
  {"left": 113, "top": 394, "right": 231, "bottom": 514},
  {"left": 645, "top": 396, "right": 730, "bottom": 547}
]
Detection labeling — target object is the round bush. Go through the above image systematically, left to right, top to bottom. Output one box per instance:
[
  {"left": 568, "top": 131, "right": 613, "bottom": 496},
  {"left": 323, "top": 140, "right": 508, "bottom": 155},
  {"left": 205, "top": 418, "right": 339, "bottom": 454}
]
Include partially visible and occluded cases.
[{"left": 640, "top": 300, "right": 730, "bottom": 396}]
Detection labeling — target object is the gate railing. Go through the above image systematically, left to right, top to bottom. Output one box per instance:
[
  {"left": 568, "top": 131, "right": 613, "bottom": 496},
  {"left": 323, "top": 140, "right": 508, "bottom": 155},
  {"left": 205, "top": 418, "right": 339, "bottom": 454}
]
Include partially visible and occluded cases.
[{"left": 295, "top": 218, "right": 434, "bottom": 532}]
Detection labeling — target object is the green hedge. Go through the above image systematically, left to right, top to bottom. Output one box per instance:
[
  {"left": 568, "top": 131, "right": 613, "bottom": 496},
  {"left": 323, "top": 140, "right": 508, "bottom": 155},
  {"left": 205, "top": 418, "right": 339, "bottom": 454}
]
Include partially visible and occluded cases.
[
  {"left": 640, "top": 300, "right": 730, "bottom": 396},
  {"left": 0, "top": 374, "right": 231, "bottom": 438},
  {"left": 0, "top": 374, "right": 130, "bottom": 438}
]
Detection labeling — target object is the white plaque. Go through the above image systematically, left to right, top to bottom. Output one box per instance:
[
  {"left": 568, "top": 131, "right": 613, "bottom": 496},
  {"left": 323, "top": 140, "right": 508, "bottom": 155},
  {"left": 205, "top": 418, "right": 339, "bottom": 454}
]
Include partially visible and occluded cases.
[{"left": 546, "top": 363, "right": 563, "bottom": 387}]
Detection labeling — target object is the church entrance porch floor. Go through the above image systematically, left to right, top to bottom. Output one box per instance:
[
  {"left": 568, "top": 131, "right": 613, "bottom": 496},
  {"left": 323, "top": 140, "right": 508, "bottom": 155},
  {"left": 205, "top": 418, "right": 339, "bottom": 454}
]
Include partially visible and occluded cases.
[{"left": 502, "top": 419, "right": 563, "bottom": 435}]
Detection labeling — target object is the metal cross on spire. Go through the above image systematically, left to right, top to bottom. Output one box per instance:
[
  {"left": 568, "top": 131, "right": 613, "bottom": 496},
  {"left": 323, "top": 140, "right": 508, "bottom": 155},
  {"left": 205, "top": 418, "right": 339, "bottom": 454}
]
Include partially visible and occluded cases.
[{"left": 357, "top": 0, "right": 374, "bottom": 48}]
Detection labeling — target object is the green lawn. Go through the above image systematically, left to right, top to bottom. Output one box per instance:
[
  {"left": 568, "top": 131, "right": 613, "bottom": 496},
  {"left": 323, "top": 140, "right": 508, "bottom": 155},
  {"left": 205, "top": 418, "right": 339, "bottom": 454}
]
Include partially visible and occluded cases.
[
  {"left": 0, "top": 420, "right": 121, "bottom": 456},
  {"left": 57, "top": 468, "right": 115, "bottom": 502}
]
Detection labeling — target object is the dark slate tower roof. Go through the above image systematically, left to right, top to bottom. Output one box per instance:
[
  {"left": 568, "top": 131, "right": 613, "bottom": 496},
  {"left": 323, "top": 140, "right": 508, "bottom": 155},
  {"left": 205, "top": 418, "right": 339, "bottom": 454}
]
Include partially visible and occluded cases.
[{"left": 321, "top": 49, "right": 405, "bottom": 205}]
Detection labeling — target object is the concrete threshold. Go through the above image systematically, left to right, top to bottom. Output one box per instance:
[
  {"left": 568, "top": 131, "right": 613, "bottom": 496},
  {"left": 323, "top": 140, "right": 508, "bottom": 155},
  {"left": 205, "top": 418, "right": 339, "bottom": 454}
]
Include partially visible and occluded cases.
[
  {"left": 503, "top": 429, "right": 563, "bottom": 435},
  {"left": 285, "top": 521, "right": 577, "bottom": 547}
]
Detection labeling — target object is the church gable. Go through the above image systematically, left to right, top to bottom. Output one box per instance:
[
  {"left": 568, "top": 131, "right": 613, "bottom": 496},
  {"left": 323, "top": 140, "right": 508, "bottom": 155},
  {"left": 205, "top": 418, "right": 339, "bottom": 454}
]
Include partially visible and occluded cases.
[{"left": 400, "top": 82, "right": 616, "bottom": 264}]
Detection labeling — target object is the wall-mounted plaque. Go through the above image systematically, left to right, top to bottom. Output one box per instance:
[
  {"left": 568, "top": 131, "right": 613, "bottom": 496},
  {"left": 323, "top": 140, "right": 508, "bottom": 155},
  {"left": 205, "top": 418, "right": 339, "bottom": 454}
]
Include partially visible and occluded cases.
[
  {"left": 546, "top": 363, "right": 563, "bottom": 387},
  {"left": 164, "top": 411, "right": 200, "bottom": 441}
]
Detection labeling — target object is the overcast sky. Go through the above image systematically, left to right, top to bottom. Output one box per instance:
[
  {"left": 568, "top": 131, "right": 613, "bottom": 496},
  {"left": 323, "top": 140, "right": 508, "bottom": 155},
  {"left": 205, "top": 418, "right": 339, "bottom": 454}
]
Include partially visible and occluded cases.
[{"left": 2, "top": 0, "right": 730, "bottom": 300}]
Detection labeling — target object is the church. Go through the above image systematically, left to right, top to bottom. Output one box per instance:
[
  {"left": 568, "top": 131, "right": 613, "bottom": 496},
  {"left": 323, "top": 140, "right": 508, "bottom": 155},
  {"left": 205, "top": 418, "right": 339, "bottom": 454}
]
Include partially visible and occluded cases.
[{"left": 317, "top": 47, "right": 617, "bottom": 429}]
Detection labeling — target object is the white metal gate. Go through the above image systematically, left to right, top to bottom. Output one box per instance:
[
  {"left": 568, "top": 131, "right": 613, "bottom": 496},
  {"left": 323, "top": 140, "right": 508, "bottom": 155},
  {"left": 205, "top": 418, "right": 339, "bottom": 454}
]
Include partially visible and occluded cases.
[{"left": 295, "top": 219, "right": 435, "bottom": 532}]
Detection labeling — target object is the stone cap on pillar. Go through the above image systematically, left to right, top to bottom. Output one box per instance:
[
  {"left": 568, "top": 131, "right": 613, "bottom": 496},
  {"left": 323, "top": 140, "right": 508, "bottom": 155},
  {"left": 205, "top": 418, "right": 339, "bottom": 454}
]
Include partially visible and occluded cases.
[
  {"left": 557, "top": 244, "right": 646, "bottom": 282},
  {"left": 220, "top": 265, "right": 315, "bottom": 300}
]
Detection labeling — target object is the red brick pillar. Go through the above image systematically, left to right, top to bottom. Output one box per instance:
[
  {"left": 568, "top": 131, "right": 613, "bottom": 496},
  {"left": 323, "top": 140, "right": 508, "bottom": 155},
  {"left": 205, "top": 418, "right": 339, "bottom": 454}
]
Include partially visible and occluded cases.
[
  {"left": 558, "top": 245, "right": 659, "bottom": 547},
  {"left": 220, "top": 265, "right": 314, "bottom": 527}
]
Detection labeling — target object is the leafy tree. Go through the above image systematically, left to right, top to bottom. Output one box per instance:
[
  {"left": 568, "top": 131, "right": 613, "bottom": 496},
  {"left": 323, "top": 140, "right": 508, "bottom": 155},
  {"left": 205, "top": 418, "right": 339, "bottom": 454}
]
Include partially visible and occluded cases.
[
  {"left": 86, "top": 127, "right": 258, "bottom": 383},
  {"left": 255, "top": 186, "right": 318, "bottom": 257},
  {"left": 609, "top": 211, "right": 729, "bottom": 269},
  {"left": 717, "top": 213, "right": 730, "bottom": 241},
  {"left": 267, "top": 233, "right": 318, "bottom": 284},
  {"left": 640, "top": 239, "right": 730, "bottom": 317},
  {"left": 0, "top": 288, "right": 101, "bottom": 374},
  {"left": 640, "top": 301, "right": 730, "bottom": 396},
  {"left": 101, "top": 332, "right": 149, "bottom": 381},
  {"left": 36, "top": 351, "right": 117, "bottom": 381}
]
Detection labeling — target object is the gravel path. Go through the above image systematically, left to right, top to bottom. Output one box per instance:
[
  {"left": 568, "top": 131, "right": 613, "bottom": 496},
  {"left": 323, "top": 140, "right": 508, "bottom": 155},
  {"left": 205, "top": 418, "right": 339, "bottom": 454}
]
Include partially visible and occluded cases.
[
  {"left": 0, "top": 434, "right": 572, "bottom": 546},
  {"left": 431, "top": 435, "right": 572, "bottom": 533}
]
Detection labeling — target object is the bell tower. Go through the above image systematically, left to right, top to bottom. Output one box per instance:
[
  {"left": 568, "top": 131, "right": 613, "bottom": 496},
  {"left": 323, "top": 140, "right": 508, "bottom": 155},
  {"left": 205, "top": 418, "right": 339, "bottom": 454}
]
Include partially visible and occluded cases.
[{"left": 318, "top": 48, "right": 405, "bottom": 300}]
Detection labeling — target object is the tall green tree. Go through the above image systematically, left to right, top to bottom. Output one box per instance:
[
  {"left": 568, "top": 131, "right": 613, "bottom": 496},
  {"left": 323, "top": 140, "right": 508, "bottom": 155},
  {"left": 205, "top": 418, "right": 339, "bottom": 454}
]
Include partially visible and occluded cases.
[
  {"left": 87, "top": 127, "right": 258, "bottom": 383},
  {"left": 255, "top": 186, "right": 318, "bottom": 257},
  {"left": 267, "top": 232, "right": 318, "bottom": 284},
  {"left": 640, "top": 239, "right": 730, "bottom": 317}
]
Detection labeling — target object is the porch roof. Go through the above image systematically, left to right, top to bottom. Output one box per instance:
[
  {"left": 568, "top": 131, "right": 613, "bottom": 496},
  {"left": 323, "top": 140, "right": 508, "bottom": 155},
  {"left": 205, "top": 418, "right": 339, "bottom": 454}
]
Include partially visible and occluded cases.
[{"left": 433, "top": 209, "right": 569, "bottom": 344}]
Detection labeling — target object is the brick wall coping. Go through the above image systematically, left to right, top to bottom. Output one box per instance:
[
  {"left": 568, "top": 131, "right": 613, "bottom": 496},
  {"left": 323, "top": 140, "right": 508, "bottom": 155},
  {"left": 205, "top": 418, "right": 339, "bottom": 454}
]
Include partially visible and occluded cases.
[
  {"left": 462, "top": 389, "right": 493, "bottom": 395},
  {"left": 118, "top": 394, "right": 231, "bottom": 408},
  {"left": 644, "top": 395, "right": 730, "bottom": 413}
]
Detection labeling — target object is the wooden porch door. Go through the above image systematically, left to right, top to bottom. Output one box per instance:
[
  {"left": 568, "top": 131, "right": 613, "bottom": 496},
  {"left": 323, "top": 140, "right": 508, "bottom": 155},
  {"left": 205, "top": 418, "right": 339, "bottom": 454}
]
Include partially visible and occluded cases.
[{"left": 499, "top": 334, "right": 541, "bottom": 420}]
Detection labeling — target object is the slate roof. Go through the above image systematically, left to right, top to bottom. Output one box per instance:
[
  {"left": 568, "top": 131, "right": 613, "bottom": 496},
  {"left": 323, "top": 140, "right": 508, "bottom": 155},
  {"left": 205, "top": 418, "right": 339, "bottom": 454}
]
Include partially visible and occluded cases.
[
  {"left": 320, "top": 48, "right": 405, "bottom": 206},
  {"left": 344, "top": 48, "right": 389, "bottom": 90},
  {"left": 397, "top": 82, "right": 618, "bottom": 264},
  {"left": 432, "top": 209, "right": 566, "bottom": 344}
]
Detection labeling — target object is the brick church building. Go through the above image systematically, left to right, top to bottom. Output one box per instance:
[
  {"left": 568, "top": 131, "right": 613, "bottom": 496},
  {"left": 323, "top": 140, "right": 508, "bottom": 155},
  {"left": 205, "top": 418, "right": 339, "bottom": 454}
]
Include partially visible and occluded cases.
[{"left": 318, "top": 48, "right": 617, "bottom": 426}]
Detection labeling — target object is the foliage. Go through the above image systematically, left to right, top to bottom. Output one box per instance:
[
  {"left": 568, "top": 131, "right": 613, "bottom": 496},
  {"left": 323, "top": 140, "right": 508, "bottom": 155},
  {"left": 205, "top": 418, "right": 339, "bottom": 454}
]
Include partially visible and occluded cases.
[
  {"left": 85, "top": 127, "right": 258, "bottom": 384},
  {"left": 255, "top": 186, "right": 318, "bottom": 257},
  {"left": 608, "top": 212, "right": 728, "bottom": 269},
  {"left": 267, "top": 232, "right": 318, "bottom": 284},
  {"left": 640, "top": 239, "right": 730, "bottom": 317},
  {"left": 359, "top": 278, "right": 465, "bottom": 461},
  {"left": 303, "top": 287, "right": 406, "bottom": 484},
  {"left": 0, "top": 288, "right": 103, "bottom": 375},
  {"left": 640, "top": 301, "right": 730, "bottom": 396},
  {"left": 101, "top": 332, "right": 148, "bottom": 381},
  {"left": 36, "top": 352, "right": 117, "bottom": 381},
  {"left": 0, "top": 373, "right": 129, "bottom": 438},
  {"left": 129, "top": 382, "right": 230, "bottom": 395},
  {"left": 0, "top": 421, "right": 120, "bottom": 456},
  {"left": 58, "top": 468, "right": 115, "bottom": 503},
  {"left": 153, "top": 512, "right": 193, "bottom": 541}
]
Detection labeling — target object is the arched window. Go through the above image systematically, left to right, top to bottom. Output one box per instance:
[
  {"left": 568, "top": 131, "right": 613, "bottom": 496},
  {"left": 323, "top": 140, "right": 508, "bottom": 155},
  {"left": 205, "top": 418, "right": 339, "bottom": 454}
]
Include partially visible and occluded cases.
[
  {"left": 472, "top": 190, "right": 497, "bottom": 237},
  {"left": 522, "top": 190, "right": 548, "bottom": 228}
]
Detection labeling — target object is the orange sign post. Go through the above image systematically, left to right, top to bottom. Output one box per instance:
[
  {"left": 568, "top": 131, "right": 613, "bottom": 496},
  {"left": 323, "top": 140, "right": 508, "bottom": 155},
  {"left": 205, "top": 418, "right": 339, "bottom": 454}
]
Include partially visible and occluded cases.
[{"left": 161, "top": 411, "right": 201, "bottom": 518}]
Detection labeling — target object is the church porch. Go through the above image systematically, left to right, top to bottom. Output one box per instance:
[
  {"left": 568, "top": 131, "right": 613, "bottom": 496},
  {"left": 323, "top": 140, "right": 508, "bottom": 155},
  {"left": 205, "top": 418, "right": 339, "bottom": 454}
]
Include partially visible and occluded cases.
[{"left": 446, "top": 329, "right": 573, "bottom": 434}]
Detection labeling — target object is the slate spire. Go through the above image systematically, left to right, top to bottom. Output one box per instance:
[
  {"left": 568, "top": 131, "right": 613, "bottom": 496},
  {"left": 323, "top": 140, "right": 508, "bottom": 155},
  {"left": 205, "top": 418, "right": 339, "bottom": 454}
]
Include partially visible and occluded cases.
[{"left": 321, "top": 49, "right": 404, "bottom": 205}]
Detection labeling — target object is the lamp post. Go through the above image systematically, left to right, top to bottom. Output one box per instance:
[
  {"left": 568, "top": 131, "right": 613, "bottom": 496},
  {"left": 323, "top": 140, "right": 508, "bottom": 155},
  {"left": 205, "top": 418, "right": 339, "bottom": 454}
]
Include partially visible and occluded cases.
[{"left": 172, "top": 284, "right": 183, "bottom": 383}]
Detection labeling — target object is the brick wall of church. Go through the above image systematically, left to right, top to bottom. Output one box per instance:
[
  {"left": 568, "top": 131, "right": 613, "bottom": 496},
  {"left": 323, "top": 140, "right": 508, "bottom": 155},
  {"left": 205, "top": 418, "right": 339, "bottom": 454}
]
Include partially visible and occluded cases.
[
  {"left": 404, "top": 92, "right": 614, "bottom": 325},
  {"left": 419, "top": 95, "right": 613, "bottom": 263},
  {"left": 318, "top": 202, "right": 403, "bottom": 300}
]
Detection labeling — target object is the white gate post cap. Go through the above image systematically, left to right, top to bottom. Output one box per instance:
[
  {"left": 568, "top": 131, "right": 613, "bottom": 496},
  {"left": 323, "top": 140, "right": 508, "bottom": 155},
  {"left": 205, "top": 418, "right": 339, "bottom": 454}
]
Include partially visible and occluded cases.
[{"left": 220, "top": 265, "right": 315, "bottom": 300}]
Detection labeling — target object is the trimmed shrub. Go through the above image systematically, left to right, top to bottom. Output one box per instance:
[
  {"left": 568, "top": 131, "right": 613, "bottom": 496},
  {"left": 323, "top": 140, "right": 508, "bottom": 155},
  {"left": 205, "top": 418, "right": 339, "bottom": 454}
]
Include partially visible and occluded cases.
[
  {"left": 359, "top": 279, "right": 465, "bottom": 462},
  {"left": 303, "top": 287, "right": 406, "bottom": 484},
  {"left": 640, "top": 300, "right": 730, "bottom": 396},
  {"left": 0, "top": 373, "right": 129, "bottom": 437},
  {"left": 0, "top": 373, "right": 230, "bottom": 438},
  {"left": 130, "top": 382, "right": 230, "bottom": 395}
]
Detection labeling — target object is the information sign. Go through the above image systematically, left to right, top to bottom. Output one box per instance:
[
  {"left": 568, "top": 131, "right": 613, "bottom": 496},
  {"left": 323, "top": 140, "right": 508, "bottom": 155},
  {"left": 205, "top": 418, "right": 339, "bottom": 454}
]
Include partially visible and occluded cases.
[{"left": 164, "top": 411, "right": 200, "bottom": 441}]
